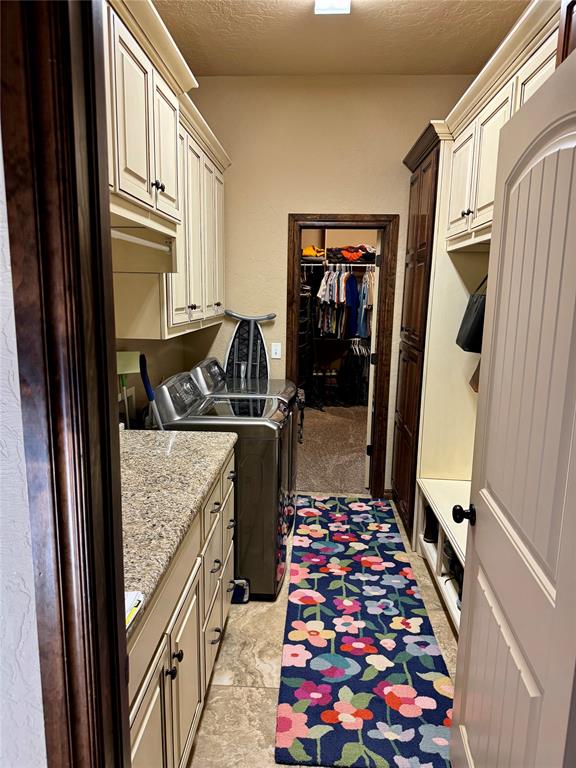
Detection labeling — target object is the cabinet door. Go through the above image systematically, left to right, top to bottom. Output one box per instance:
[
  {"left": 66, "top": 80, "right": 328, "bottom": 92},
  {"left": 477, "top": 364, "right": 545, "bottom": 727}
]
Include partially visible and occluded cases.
[
  {"left": 102, "top": 2, "right": 115, "bottom": 189},
  {"left": 113, "top": 15, "right": 155, "bottom": 208},
  {"left": 514, "top": 31, "right": 557, "bottom": 111},
  {"left": 153, "top": 72, "right": 181, "bottom": 221},
  {"left": 469, "top": 81, "right": 513, "bottom": 231},
  {"left": 446, "top": 123, "right": 475, "bottom": 238},
  {"left": 167, "top": 126, "right": 189, "bottom": 327},
  {"left": 186, "top": 135, "right": 204, "bottom": 321},
  {"left": 201, "top": 156, "right": 217, "bottom": 317},
  {"left": 214, "top": 169, "right": 225, "bottom": 315},
  {"left": 400, "top": 171, "right": 420, "bottom": 344},
  {"left": 391, "top": 343, "right": 422, "bottom": 536},
  {"left": 202, "top": 513, "right": 224, "bottom": 620},
  {"left": 221, "top": 541, "right": 235, "bottom": 628},
  {"left": 171, "top": 560, "right": 203, "bottom": 768},
  {"left": 203, "top": 581, "right": 222, "bottom": 687},
  {"left": 130, "top": 636, "right": 173, "bottom": 768}
]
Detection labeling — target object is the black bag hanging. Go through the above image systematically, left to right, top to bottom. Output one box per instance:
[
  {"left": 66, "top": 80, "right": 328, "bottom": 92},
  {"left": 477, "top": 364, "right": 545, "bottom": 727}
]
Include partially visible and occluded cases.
[{"left": 456, "top": 275, "right": 488, "bottom": 353}]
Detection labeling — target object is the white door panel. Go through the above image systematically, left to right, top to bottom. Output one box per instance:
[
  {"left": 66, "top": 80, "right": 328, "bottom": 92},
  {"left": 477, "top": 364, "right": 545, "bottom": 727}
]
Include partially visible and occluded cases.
[{"left": 452, "top": 52, "right": 576, "bottom": 768}]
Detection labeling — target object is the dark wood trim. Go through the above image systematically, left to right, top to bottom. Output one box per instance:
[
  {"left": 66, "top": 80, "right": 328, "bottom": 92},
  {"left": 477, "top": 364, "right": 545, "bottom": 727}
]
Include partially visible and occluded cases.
[
  {"left": 557, "top": 0, "right": 576, "bottom": 65},
  {"left": 1, "top": 2, "right": 129, "bottom": 766},
  {"left": 402, "top": 123, "right": 441, "bottom": 172},
  {"left": 286, "top": 213, "right": 399, "bottom": 498}
]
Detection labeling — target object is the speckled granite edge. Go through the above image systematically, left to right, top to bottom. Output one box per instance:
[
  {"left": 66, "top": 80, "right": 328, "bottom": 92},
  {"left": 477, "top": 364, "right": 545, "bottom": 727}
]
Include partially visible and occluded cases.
[{"left": 120, "top": 430, "right": 236, "bottom": 636}]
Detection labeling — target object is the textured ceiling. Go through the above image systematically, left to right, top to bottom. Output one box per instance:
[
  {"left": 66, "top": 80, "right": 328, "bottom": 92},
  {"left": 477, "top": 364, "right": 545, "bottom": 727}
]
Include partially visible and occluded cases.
[{"left": 154, "top": 0, "right": 531, "bottom": 76}]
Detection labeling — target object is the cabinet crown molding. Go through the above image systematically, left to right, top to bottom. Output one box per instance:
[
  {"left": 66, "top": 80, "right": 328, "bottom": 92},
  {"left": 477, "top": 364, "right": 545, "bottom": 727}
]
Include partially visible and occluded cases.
[
  {"left": 109, "top": 0, "right": 198, "bottom": 95},
  {"left": 446, "top": 0, "right": 559, "bottom": 137},
  {"left": 180, "top": 95, "right": 232, "bottom": 172},
  {"left": 403, "top": 121, "right": 450, "bottom": 172}
]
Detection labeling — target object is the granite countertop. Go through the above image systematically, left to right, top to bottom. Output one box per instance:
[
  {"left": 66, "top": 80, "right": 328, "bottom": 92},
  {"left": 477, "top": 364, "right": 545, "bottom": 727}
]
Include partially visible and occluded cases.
[{"left": 120, "top": 430, "right": 237, "bottom": 634}]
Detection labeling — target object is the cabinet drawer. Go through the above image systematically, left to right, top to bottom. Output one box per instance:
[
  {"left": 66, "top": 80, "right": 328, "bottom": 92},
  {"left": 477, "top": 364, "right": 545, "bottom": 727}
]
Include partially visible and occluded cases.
[
  {"left": 222, "top": 451, "right": 236, "bottom": 499},
  {"left": 202, "top": 478, "right": 222, "bottom": 538},
  {"left": 222, "top": 486, "right": 235, "bottom": 555},
  {"left": 202, "top": 515, "right": 223, "bottom": 620},
  {"left": 221, "top": 541, "right": 235, "bottom": 628},
  {"left": 203, "top": 581, "right": 222, "bottom": 686}
]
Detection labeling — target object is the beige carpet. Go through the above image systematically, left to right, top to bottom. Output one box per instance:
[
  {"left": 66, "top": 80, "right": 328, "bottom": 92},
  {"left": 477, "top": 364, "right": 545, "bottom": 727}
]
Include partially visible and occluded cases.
[{"left": 295, "top": 405, "right": 369, "bottom": 494}]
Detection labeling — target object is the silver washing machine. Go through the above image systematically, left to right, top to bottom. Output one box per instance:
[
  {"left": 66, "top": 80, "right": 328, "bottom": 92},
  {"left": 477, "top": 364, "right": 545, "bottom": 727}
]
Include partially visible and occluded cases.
[{"left": 155, "top": 372, "right": 292, "bottom": 599}]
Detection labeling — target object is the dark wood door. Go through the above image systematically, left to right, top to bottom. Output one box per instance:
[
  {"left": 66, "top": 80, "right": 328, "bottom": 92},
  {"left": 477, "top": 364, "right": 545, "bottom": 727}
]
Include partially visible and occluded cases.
[
  {"left": 557, "top": 0, "right": 576, "bottom": 65},
  {"left": 392, "top": 140, "right": 439, "bottom": 535}
]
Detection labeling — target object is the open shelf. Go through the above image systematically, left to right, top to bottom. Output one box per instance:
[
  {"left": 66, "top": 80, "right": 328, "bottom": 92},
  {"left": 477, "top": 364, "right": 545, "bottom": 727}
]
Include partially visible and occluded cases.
[
  {"left": 417, "top": 478, "right": 470, "bottom": 566},
  {"left": 419, "top": 531, "right": 463, "bottom": 630}
]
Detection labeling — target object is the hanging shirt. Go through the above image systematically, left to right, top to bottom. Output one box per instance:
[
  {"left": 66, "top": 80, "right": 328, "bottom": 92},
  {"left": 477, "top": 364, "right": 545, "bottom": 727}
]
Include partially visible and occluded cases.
[{"left": 346, "top": 276, "right": 359, "bottom": 337}]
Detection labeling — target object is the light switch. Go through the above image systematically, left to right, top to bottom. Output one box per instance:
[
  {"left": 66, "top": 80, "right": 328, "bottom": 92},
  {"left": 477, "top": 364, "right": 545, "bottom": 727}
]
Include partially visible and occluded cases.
[{"left": 271, "top": 342, "right": 282, "bottom": 359}]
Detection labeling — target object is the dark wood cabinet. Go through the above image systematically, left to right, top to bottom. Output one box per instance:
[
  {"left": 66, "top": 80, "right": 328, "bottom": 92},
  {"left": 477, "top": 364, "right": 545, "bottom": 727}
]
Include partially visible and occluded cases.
[
  {"left": 557, "top": 0, "right": 576, "bottom": 65},
  {"left": 392, "top": 126, "right": 440, "bottom": 536}
]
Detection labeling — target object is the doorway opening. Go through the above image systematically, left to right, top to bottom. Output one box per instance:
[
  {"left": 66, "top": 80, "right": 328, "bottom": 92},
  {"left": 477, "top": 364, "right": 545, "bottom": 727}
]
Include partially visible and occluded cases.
[{"left": 286, "top": 214, "right": 399, "bottom": 498}]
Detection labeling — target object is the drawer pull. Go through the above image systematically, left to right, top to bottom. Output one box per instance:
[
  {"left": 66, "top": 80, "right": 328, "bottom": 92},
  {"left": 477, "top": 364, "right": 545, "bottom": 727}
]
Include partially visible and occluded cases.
[
  {"left": 227, "top": 470, "right": 237, "bottom": 483},
  {"left": 211, "top": 502, "right": 221, "bottom": 514},
  {"left": 226, "top": 519, "right": 236, "bottom": 530},
  {"left": 210, "top": 558, "right": 223, "bottom": 574},
  {"left": 226, "top": 581, "right": 235, "bottom": 594},
  {"left": 210, "top": 627, "right": 223, "bottom": 645},
  {"left": 173, "top": 649, "right": 184, "bottom": 663},
  {"left": 166, "top": 666, "right": 178, "bottom": 680}
]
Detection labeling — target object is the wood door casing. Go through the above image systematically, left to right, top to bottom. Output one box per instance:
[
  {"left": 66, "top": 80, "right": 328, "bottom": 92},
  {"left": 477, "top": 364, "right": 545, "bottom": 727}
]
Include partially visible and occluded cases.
[{"left": 392, "top": 143, "right": 439, "bottom": 535}]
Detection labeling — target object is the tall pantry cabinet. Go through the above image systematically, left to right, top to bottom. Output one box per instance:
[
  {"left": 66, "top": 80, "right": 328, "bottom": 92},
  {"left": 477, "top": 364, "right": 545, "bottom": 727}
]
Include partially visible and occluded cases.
[{"left": 391, "top": 125, "right": 441, "bottom": 537}]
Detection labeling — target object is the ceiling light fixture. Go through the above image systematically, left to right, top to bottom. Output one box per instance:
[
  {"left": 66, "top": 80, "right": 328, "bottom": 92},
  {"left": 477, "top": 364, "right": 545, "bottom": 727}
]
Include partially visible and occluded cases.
[{"left": 314, "top": 0, "right": 351, "bottom": 15}]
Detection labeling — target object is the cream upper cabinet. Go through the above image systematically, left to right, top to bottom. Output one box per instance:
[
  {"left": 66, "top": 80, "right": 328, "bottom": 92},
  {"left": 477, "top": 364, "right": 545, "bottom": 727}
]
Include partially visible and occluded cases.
[
  {"left": 113, "top": 14, "right": 155, "bottom": 208},
  {"left": 514, "top": 30, "right": 557, "bottom": 111},
  {"left": 153, "top": 72, "right": 181, "bottom": 220},
  {"left": 469, "top": 80, "right": 514, "bottom": 231},
  {"left": 446, "top": 123, "right": 476, "bottom": 238},
  {"left": 167, "top": 127, "right": 189, "bottom": 327},
  {"left": 186, "top": 134, "right": 205, "bottom": 321},
  {"left": 202, "top": 157, "right": 217, "bottom": 318},
  {"left": 214, "top": 169, "right": 225, "bottom": 313},
  {"left": 130, "top": 636, "right": 174, "bottom": 768}
]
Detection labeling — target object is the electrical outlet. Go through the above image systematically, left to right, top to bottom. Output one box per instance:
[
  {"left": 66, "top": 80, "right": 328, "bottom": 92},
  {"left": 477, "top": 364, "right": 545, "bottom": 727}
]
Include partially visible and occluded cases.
[{"left": 271, "top": 342, "right": 282, "bottom": 359}]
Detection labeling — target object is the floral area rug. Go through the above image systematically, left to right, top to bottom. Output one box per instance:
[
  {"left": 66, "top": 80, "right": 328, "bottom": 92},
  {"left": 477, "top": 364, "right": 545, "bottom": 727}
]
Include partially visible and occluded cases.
[{"left": 275, "top": 496, "right": 453, "bottom": 768}]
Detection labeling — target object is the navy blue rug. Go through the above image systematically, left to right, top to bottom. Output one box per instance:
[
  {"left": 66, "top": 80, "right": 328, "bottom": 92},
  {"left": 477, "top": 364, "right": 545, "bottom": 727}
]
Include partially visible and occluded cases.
[{"left": 275, "top": 496, "right": 453, "bottom": 768}]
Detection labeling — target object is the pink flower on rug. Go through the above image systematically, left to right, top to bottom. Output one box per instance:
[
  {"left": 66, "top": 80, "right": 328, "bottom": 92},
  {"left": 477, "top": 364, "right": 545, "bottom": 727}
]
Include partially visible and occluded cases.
[
  {"left": 312, "top": 495, "right": 330, "bottom": 501},
  {"left": 349, "top": 502, "right": 372, "bottom": 511},
  {"left": 298, "top": 507, "right": 320, "bottom": 517},
  {"left": 328, "top": 513, "right": 348, "bottom": 522},
  {"left": 328, "top": 522, "right": 350, "bottom": 531},
  {"left": 367, "top": 522, "right": 391, "bottom": 532},
  {"left": 332, "top": 532, "right": 357, "bottom": 543},
  {"left": 292, "top": 535, "right": 312, "bottom": 547},
  {"left": 301, "top": 553, "right": 327, "bottom": 565},
  {"left": 353, "top": 554, "right": 389, "bottom": 571},
  {"left": 320, "top": 561, "right": 352, "bottom": 576},
  {"left": 290, "top": 563, "right": 311, "bottom": 584},
  {"left": 400, "top": 566, "right": 415, "bottom": 580},
  {"left": 289, "top": 588, "right": 325, "bottom": 606},
  {"left": 333, "top": 597, "right": 361, "bottom": 614},
  {"left": 333, "top": 615, "right": 366, "bottom": 634},
  {"left": 390, "top": 616, "right": 423, "bottom": 634},
  {"left": 288, "top": 620, "right": 335, "bottom": 648},
  {"left": 340, "top": 635, "right": 378, "bottom": 656},
  {"left": 379, "top": 637, "right": 397, "bottom": 651},
  {"left": 282, "top": 643, "right": 312, "bottom": 668},
  {"left": 294, "top": 681, "right": 333, "bottom": 706},
  {"left": 374, "top": 681, "right": 437, "bottom": 718},
  {"left": 276, "top": 703, "right": 309, "bottom": 748}
]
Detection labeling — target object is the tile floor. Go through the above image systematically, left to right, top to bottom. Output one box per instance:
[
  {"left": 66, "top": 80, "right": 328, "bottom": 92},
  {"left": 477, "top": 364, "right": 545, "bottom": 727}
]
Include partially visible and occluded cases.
[{"left": 187, "top": 498, "right": 458, "bottom": 768}]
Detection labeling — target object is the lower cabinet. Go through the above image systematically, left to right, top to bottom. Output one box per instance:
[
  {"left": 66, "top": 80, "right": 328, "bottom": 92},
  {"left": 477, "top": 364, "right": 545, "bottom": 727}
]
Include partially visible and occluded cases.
[
  {"left": 128, "top": 451, "right": 235, "bottom": 768},
  {"left": 130, "top": 637, "right": 174, "bottom": 768}
]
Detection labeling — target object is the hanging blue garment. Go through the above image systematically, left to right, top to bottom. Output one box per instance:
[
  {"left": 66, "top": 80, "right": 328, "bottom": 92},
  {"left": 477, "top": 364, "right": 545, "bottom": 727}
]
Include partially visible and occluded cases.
[
  {"left": 345, "top": 275, "right": 359, "bottom": 337},
  {"left": 357, "top": 279, "right": 369, "bottom": 338}
]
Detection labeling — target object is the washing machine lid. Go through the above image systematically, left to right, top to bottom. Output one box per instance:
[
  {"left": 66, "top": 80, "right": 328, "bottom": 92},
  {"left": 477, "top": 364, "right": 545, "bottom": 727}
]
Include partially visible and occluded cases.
[{"left": 155, "top": 372, "right": 204, "bottom": 424}]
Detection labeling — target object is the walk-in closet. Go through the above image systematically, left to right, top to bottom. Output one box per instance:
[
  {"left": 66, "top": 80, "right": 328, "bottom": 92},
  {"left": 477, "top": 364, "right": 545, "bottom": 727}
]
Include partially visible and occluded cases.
[{"left": 295, "top": 227, "right": 381, "bottom": 493}]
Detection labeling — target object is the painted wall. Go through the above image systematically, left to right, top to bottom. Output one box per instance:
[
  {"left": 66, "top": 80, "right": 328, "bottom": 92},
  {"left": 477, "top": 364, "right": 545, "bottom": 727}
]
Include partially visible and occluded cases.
[
  {"left": 191, "top": 74, "right": 473, "bottom": 485},
  {"left": 0, "top": 132, "right": 48, "bottom": 766}
]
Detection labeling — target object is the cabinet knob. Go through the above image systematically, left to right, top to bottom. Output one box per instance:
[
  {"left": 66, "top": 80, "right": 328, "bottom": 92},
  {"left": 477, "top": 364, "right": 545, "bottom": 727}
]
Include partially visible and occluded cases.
[
  {"left": 151, "top": 179, "right": 161, "bottom": 190},
  {"left": 160, "top": 182, "right": 166, "bottom": 192},
  {"left": 461, "top": 208, "right": 473, "bottom": 217},
  {"left": 215, "top": 301, "right": 222, "bottom": 308},
  {"left": 187, "top": 304, "right": 197, "bottom": 311},
  {"left": 227, "top": 470, "right": 237, "bottom": 483},
  {"left": 211, "top": 501, "right": 221, "bottom": 514},
  {"left": 452, "top": 503, "right": 476, "bottom": 526},
  {"left": 226, "top": 519, "right": 236, "bottom": 530},
  {"left": 210, "top": 558, "right": 223, "bottom": 574},
  {"left": 227, "top": 580, "right": 235, "bottom": 594},
  {"left": 210, "top": 627, "right": 223, "bottom": 645},
  {"left": 173, "top": 649, "right": 184, "bottom": 663},
  {"left": 166, "top": 665, "right": 178, "bottom": 680}
]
